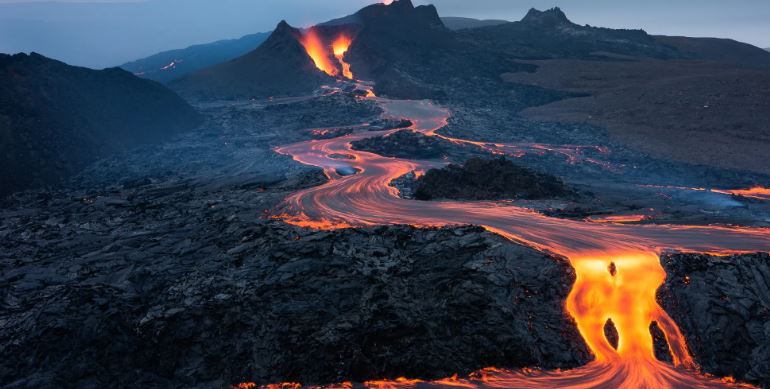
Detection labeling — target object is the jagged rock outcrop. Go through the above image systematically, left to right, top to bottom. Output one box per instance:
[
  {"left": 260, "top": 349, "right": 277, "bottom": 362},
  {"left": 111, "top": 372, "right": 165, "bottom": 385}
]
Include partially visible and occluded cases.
[
  {"left": 520, "top": 7, "right": 572, "bottom": 26},
  {"left": 172, "top": 21, "right": 331, "bottom": 100},
  {"left": 0, "top": 52, "right": 201, "bottom": 197},
  {"left": 351, "top": 129, "right": 458, "bottom": 159},
  {"left": 414, "top": 157, "right": 571, "bottom": 201},
  {"left": 658, "top": 252, "right": 770, "bottom": 387}
]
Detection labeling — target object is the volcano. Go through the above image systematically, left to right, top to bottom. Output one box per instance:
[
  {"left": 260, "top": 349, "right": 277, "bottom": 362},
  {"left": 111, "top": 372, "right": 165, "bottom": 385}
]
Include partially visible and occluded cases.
[
  {"left": 340, "top": 0, "right": 457, "bottom": 84},
  {"left": 172, "top": 21, "right": 332, "bottom": 100}
]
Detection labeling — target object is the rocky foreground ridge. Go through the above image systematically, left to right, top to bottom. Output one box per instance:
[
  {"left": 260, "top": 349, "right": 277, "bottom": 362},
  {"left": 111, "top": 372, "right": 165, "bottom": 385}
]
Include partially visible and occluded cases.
[{"left": 0, "top": 176, "right": 589, "bottom": 387}]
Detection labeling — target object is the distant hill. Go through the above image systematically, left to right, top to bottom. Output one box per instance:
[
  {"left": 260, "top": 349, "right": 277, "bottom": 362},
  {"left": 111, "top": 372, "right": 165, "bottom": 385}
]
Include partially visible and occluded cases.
[
  {"left": 461, "top": 7, "right": 679, "bottom": 60},
  {"left": 440, "top": 17, "right": 508, "bottom": 31},
  {"left": 171, "top": 21, "right": 331, "bottom": 101},
  {"left": 121, "top": 32, "right": 269, "bottom": 84},
  {"left": 654, "top": 35, "right": 770, "bottom": 69},
  {"left": 0, "top": 53, "right": 202, "bottom": 196}
]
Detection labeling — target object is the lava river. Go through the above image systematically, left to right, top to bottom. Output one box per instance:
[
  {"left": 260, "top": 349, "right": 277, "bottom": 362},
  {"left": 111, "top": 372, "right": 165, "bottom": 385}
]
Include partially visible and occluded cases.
[{"left": 272, "top": 93, "right": 770, "bottom": 388}]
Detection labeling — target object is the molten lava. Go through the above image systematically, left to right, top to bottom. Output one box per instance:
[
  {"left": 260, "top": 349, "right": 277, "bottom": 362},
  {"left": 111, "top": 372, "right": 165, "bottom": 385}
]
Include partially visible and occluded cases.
[
  {"left": 299, "top": 29, "right": 355, "bottom": 79},
  {"left": 300, "top": 29, "right": 338, "bottom": 77},
  {"left": 332, "top": 35, "right": 354, "bottom": 79},
  {"left": 269, "top": 91, "right": 770, "bottom": 387},
  {"left": 714, "top": 186, "right": 770, "bottom": 201},
  {"left": 588, "top": 214, "right": 651, "bottom": 224}
]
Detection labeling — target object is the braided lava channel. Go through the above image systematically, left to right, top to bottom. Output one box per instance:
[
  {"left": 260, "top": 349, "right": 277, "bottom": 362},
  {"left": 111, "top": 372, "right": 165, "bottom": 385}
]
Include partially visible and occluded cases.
[{"left": 272, "top": 92, "right": 770, "bottom": 388}]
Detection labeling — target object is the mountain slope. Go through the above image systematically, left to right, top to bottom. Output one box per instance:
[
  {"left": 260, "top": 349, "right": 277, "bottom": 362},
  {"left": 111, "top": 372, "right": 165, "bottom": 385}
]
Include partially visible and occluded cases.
[
  {"left": 345, "top": 0, "right": 455, "bottom": 81},
  {"left": 460, "top": 7, "right": 679, "bottom": 59},
  {"left": 441, "top": 17, "right": 508, "bottom": 31},
  {"left": 171, "top": 21, "right": 330, "bottom": 100},
  {"left": 121, "top": 32, "right": 269, "bottom": 84},
  {"left": 654, "top": 35, "right": 770, "bottom": 68},
  {"left": 0, "top": 53, "right": 202, "bottom": 196}
]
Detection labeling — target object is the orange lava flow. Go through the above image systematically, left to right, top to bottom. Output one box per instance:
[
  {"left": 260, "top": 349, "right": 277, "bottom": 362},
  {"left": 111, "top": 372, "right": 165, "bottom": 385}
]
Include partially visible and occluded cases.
[
  {"left": 300, "top": 29, "right": 338, "bottom": 77},
  {"left": 300, "top": 29, "right": 355, "bottom": 79},
  {"left": 332, "top": 35, "right": 354, "bottom": 79},
  {"left": 269, "top": 94, "right": 770, "bottom": 388},
  {"left": 638, "top": 184, "right": 770, "bottom": 202},
  {"left": 714, "top": 186, "right": 770, "bottom": 201},
  {"left": 587, "top": 214, "right": 651, "bottom": 224}
]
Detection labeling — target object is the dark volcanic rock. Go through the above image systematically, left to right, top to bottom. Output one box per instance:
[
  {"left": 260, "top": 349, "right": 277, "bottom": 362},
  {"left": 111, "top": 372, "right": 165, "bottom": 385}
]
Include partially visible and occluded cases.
[
  {"left": 340, "top": 0, "right": 549, "bottom": 104},
  {"left": 345, "top": 0, "right": 454, "bottom": 82},
  {"left": 172, "top": 21, "right": 331, "bottom": 100},
  {"left": 0, "top": 52, "right": 202, "bottom": 197},
  {"left": 367, "top": 117, "right": 413, "bottom": 131},
  {"left": 351, "top": 129, "right": 456, "bottom": 159},
  {"left": 414, "top": 157, "right": 571, "bottom": 201},
  {"left": 0, "top": 203, "right": 590, "bottom": 386},
  {"left": 658, "top": 252, "right": 770, "bottom": 387},
  {"left": 604, "top": 319, "right": 619, "bottom": 350},
  {"left": 650, "top": 321, "right": 674, "bottom": 363}
]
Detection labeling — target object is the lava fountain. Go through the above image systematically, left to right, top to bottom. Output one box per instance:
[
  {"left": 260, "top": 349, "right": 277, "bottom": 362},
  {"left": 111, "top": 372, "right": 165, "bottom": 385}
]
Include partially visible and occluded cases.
[{"left": 269, "top": 93, "right": 770, "bottom": 387}]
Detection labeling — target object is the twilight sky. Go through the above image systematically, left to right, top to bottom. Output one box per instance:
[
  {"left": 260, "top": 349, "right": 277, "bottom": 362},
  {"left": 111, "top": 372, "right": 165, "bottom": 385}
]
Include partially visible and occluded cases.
[{"left": 1, "top": 0, "right": 769, "bottom": 69}]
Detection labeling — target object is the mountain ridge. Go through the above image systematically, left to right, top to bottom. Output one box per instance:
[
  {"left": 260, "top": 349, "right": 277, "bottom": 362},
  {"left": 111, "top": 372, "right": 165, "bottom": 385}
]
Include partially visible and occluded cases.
[
  {"left": 120, "top": 4, "right": 770, "bottom": 93},
  {"left": 521, "top": 7, "right": 571, "bottom": 26},
  {"left": 441, "top": 17, "right": 508, "bottom": 31},
  {"left": 171, "top": 21, "right": 331, "bottom": 100},
  {"left": 121, "top": 32, "right": 270, "bottom": 84},
  {"left": 653, "top": 35, "right": 770, "bottom": 69},
  {"left": 0, "top": 52, "right": 202, "bottom": 196}
]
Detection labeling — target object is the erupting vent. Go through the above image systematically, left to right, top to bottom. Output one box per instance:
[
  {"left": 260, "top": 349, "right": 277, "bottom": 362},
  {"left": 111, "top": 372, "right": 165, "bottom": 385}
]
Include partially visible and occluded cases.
[{"left": 299, "top": 29, "right": 354, "bottom": 80}]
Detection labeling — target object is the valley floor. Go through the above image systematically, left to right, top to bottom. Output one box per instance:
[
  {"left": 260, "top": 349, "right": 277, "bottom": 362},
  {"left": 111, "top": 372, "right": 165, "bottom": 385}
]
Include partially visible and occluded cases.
[{"left": 2, "top": 82, "right": 769, "bottom": 387}]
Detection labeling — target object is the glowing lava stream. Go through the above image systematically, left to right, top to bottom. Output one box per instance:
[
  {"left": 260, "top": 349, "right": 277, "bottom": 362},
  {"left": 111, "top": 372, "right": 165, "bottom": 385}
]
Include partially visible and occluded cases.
[
  {"left": 300, "top": 29, "right": 354, "bottom": 80},
  {"left": 300, "top": 29, "right": 339, "bottom": 77},
  {"left": 332, "top": 35, "right": 354, "bottom": 79},
  {"left": 273, "top": 94, "right": 770, "bottom": 388}
]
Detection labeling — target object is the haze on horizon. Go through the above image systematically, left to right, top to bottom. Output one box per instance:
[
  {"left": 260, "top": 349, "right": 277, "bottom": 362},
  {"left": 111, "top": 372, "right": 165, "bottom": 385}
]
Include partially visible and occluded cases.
[{"left": 1, "top": 0, "right": 769, "bottom": 69}]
